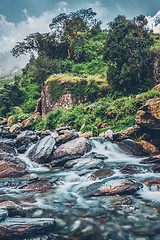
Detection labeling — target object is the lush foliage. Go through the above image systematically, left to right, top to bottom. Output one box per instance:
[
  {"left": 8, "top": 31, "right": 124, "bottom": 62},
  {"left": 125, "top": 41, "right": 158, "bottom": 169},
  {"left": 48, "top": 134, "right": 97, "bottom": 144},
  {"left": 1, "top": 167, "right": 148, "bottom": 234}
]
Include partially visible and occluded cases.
[
  {"left": 104, "top": 15, "right": 154, "bottom": 92},
  {"left": 28, "top": 89, "right": 160, "bottom": 136}
]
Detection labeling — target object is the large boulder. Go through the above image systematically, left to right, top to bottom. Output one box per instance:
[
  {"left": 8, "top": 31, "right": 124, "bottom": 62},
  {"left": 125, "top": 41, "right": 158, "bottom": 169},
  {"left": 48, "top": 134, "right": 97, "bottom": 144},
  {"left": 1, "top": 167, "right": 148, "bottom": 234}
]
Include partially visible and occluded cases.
[
  {"left": 135, "top": 98, "right": 160, "bottom": 130},
  {"left": 28, "top": 135, "right": 56, "bottom": 163},
  {"left": 51, "top": 137, "right": 92, "bottom": 166},
  {"left": 136, "top": 140, "right": 159, "bottom": 156},
  {"left": 79, "top": 179, "right": 141, "bottom": 197},
  {"left": 0, "top": 218, "right": 55, "bottom": 239}
]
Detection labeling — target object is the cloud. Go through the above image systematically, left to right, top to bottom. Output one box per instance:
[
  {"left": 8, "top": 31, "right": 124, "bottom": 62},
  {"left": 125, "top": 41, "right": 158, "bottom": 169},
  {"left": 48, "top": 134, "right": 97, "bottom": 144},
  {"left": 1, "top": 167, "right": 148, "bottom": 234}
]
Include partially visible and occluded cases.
[
  {"left": 87, "top": 0, "right": 108, "bottom": 27},
  {"left": 0, "top": 1, "right": 71, "bottom": 74},
  {"left": 116, "top": 4, "right": 125, "bottom": 15},
  {"left": 146, "top": 11, "right": 160, "bottom": 33}
]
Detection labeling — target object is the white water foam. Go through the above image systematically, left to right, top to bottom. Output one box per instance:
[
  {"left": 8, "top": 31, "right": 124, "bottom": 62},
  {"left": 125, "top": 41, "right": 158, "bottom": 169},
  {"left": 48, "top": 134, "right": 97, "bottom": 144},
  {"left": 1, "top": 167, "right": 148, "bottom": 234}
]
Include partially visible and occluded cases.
[
  {"left": 91, "top": 140, "right": 145, "bottom": 164},
  {"left": 19, "top": 144, "right": 49, "bottom": 172},
  {"left": 138, "top": 185, "right": 160, "bottom": 203}
]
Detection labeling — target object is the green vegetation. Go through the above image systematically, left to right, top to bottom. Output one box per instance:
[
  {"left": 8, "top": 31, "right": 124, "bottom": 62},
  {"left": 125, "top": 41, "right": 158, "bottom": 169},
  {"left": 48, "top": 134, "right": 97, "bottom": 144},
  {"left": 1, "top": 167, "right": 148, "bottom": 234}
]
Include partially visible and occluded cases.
[
  {"left": 0, "top": 8, "right": 160, "bottom": 136},
  {"left": 29, "top": 88, "right": 160, "bottom": 136}
]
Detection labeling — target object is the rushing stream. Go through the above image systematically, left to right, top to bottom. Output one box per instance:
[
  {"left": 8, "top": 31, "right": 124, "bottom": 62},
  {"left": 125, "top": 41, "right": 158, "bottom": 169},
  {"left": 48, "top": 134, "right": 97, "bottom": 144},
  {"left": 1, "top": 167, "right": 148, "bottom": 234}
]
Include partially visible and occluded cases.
[{"left": 1, "top": 138, "right": 160, "bottom": 240}]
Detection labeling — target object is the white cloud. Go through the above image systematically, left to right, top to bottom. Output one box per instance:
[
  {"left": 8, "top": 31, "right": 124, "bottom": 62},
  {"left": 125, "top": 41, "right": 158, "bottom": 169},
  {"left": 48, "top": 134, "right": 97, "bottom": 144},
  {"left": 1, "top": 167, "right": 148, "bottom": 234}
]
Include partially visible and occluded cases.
[
  {"left": 87, "top": 0, "right": 108, "bottom": 26},
  {"left": 57, "top": 1, "right": 70, "bottom": 13},
  {"left": 0, "top": 2, "right": 71, "bottom": 74},
  {"left": 116, "top": 4, "right": 125, "bottom": 15},
  {"left": 146, "top": 11, "right": 160, "bottom": 33}
]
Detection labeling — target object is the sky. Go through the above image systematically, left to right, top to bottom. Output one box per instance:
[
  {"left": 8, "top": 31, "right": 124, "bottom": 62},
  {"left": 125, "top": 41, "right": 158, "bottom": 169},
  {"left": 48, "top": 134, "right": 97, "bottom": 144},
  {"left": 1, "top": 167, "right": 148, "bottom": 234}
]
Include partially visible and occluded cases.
[{"left": 1, "top": 0, "right": 160, "bottom": 74}]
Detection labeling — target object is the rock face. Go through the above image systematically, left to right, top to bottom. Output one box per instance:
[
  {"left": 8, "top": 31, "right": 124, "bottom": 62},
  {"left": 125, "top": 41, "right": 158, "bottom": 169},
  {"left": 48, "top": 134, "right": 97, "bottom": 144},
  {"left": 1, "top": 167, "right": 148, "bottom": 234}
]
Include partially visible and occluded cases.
[
  {"left": 41, "top": 83, "right": 55, "bottom": 119},
  {"left": 135, "top": 98, "right": 160, "bottom": 130},
  {"left": 28, "top": 135, "right": 56, "bottom": 164},
  {"left": 51, "top": 137, "right": 92, "bottom": 166},
  {"left": 0, "top": 218, "right": 55, "bottom": 239}
]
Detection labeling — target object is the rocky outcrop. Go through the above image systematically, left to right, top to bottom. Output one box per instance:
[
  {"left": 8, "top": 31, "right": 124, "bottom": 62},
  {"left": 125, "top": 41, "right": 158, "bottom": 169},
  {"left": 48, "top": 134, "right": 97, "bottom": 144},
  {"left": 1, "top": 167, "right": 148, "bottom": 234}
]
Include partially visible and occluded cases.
[
  {"left": 41, "top": 83, "right": 55, "bottom": 119},
  {"left": 41, "top": 83, "right": 77, "bottom": 119},
  {"left": 135, "top": 98, "right": 160, "bottom": 130}
]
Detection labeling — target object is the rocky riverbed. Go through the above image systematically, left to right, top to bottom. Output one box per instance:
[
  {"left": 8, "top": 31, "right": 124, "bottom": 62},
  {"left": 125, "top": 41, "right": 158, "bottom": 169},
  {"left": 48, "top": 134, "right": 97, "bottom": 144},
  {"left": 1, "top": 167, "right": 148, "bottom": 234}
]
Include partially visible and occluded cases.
[{"left": 0, "top": 122, "right": 160, "bottom": 240}]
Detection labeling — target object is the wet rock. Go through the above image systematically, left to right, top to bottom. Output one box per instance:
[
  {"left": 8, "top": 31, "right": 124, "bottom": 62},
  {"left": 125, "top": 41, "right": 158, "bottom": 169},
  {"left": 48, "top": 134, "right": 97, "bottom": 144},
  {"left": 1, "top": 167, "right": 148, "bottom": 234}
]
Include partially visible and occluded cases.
[
  {"left": 136, "top": 98, "right": 160, "bottom": 130},
  {"left": 9, "top": 124, "right": 20, "bottom": 134},
  {"left": 113, "top": 125, "right": 141, "bottom": 141},
  {"left": 16, "top": 130, "right": 38, "bottom": 151},
  {"left": 17, "top": 130, "right": 38, "bottom": 143},
  {"left": 61, "top": 130, "right": 79, "bottom": 143},
  {"left": 28, "top": 135, "right": 56, "bottom": 164},
  {"left": 51, "top": 137, "right": 92, "bottom": 166},
  {"left": 0, "top": 138, "right": 16, "bottom": 146},
  {"left": 117, "top": 139, "right": 144, "bottom": 156},
  {"left": 136, "top": 140, "right": 159, "bottom": 156},
  {"left": 0, "top": 146, "right": 27, "bottom": 178},
  {"left": 85, "top": 152, "right": 108, "bottom": 160},
  {"left": 140, "top": 154, "right": 160, "bottom": 164},
  {"left": 72, "top": 158, "right": 106, "bottom": 171},
  {"left": 120, "top": 164, "right": 147, "bottom": 174},
  {"left": 151, "top": 164, "right": 160, "bottom": 173},
  {"left": 91, "top": 168, "right": 114, "bottom": 180},
  {"left": 18, "top": 179, "right": 56, "bottom": 192},
  {"left": 79, "top": 179, "right": 141, "bottom": 197},
  {"left": 142, "top": 179, "right": 160, "bottom": 189},
  {"left": 0, "top": 201, "right": 25, "bottom": 217},
  {"left": 0, "top": 209, "right": 8, "bottom": 222},
  {"left": 0, "top": 218, "right": 55, "bottom": 239}
]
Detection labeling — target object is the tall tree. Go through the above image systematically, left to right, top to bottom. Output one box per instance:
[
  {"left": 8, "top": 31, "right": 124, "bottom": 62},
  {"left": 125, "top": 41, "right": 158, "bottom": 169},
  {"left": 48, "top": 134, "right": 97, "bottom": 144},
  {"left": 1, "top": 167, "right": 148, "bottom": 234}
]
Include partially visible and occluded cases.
[
  {"left": 49, "top": 8, "right": 100, "bottom": 58},
  {"left": 103, "top": 15, "right": 153, "bottom": 92},
  {"left": 11, "top": 32, "right": 56, "bottom": 58}
]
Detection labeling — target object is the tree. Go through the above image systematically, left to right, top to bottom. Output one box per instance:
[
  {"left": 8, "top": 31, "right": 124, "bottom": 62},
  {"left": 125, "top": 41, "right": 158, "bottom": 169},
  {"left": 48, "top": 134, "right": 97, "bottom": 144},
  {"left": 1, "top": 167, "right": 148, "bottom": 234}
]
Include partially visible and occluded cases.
[
  {"left": 49, "top": 8, "right": 101, "bottom": 58},
  {"left": 103, "top": 15, "right": 153, "bottom": 92},
  {"left": 11, "top": 32, "right": 56, "bottom": 58}
]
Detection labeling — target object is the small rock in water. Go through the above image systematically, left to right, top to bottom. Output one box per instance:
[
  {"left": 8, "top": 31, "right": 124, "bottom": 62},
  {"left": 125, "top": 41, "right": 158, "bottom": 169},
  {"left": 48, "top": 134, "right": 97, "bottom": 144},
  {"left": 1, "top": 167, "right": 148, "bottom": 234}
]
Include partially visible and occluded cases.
[
  {"left": 28, "top": 173, "right": 39, "bottom": 181},
  {"left": 0, "top": 201, "right": 25, "bottom": 217},
  {"left": 32, "top": 209, "right": 43, "bottom": 217}
]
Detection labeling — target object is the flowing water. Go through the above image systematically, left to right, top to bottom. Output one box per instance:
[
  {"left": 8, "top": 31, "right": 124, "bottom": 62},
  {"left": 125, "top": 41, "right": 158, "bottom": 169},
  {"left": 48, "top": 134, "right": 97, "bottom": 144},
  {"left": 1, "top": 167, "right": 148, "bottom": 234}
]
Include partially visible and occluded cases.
[{"left": 1, "top": 139, "right": 160, "bottom": 240}]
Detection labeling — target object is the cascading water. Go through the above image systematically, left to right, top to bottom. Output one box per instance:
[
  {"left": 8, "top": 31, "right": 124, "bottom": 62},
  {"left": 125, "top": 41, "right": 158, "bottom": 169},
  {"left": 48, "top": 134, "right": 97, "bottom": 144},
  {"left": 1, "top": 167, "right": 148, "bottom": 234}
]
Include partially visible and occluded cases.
[
  {"left": 1, "top": 138, "right": 160, "bottom": 240},
  {"left": 19, "top": 143, "right": 49, "bottom": 172}
]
